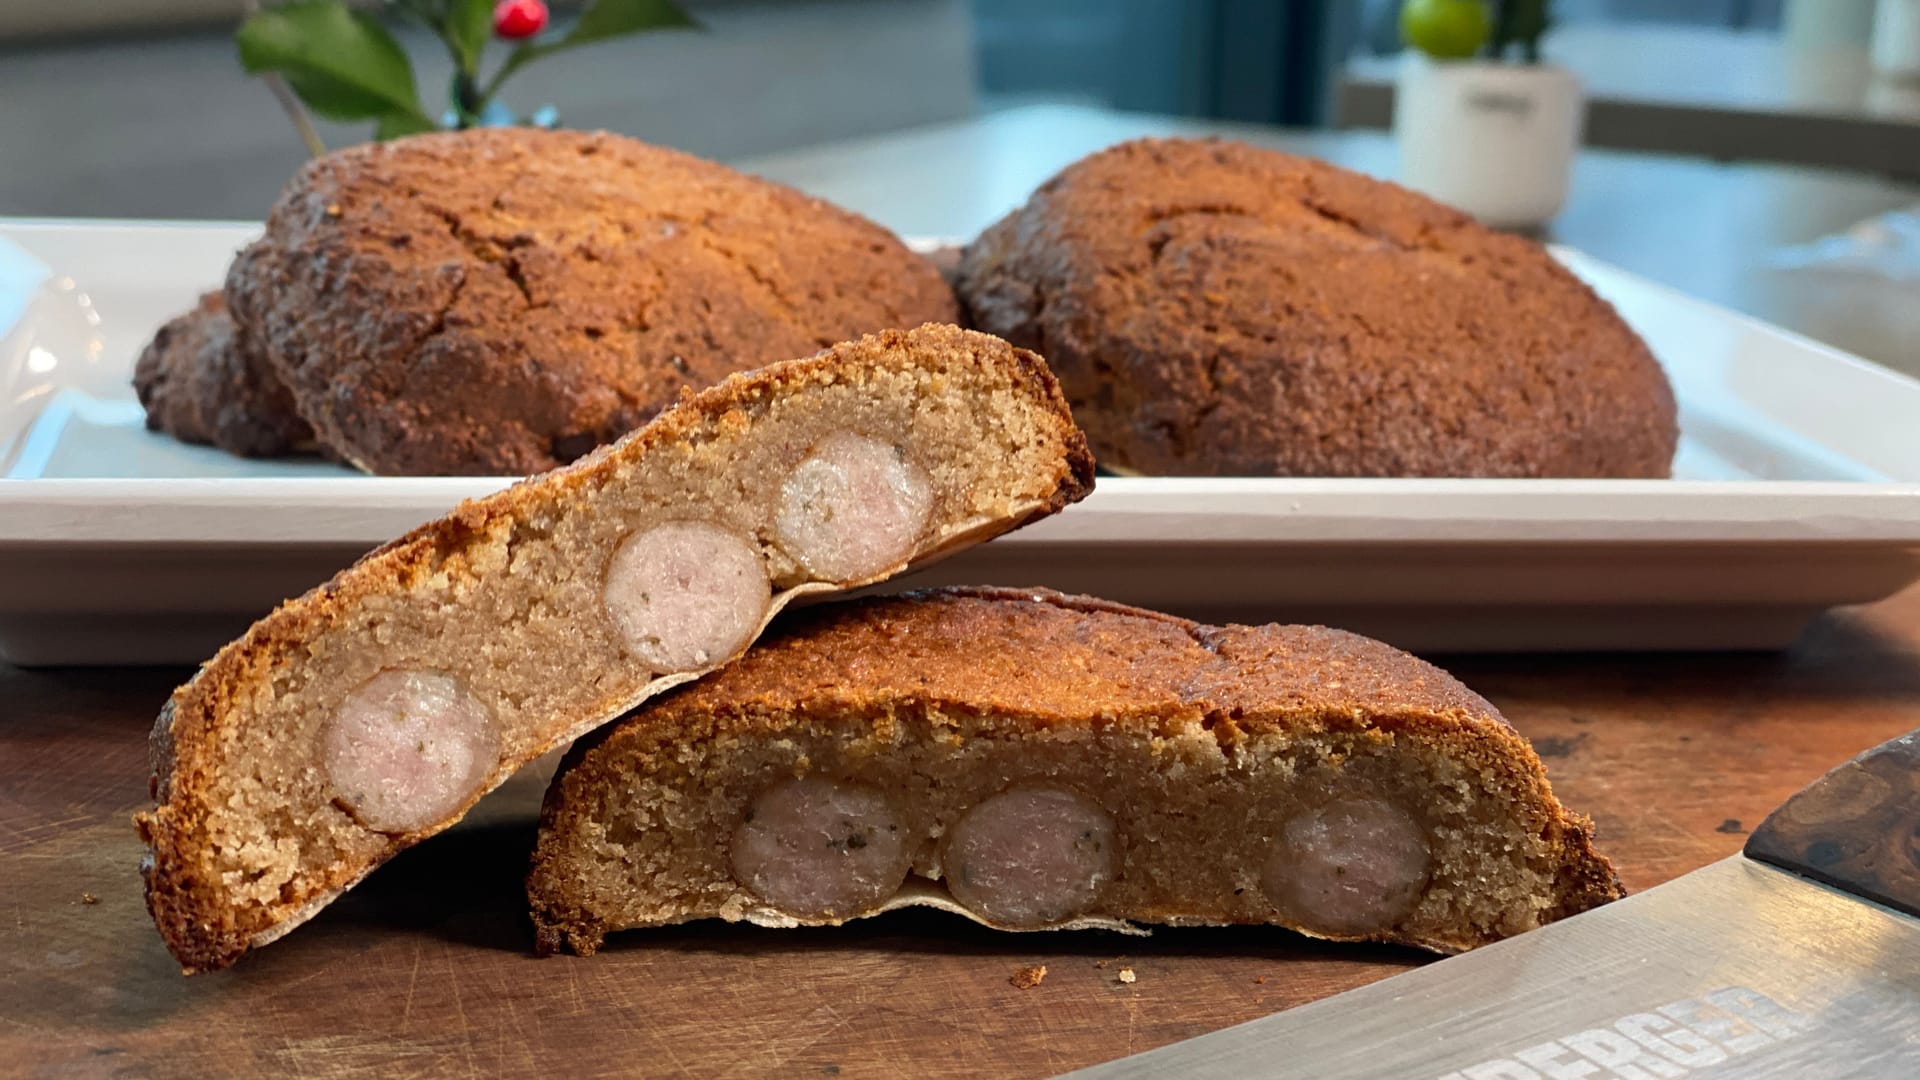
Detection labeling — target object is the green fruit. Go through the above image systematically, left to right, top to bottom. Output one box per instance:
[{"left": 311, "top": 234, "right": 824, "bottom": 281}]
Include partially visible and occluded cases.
[{"left": 1400, "top": 0, "right": 1491, "bottom": 59}]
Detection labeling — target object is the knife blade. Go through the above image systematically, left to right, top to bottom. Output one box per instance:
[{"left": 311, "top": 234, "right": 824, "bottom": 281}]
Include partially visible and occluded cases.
[{"left": 1065, "top": 729, "right": 1920, "bottom": 1079}]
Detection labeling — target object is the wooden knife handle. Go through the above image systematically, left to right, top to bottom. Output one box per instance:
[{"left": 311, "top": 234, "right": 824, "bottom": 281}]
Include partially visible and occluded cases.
[{"left": 1745, "top": 729, "right": 1920, "bottom": 918}]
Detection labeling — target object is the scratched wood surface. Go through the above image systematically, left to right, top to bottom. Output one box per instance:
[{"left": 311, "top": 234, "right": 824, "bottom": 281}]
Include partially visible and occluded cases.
[{"left": 4, "top": 587, "right": 1918, "bottom": 1079}]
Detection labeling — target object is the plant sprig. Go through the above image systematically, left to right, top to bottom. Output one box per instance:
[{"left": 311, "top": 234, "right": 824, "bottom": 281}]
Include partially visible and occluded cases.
[
  {"left": 237, "top": 0, "right": 698, "bottom": 154},
  {"left": 1400, "top": 0, "right": 1551, "bottom": 64},
  {"left": 1488, "top": 0, "right": 1550, "bottom": 63}
]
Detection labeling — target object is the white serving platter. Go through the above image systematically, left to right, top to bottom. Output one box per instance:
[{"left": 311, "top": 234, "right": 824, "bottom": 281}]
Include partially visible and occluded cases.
[{"left": 3, "top": 219, "right": 1918, "bottom": 665}]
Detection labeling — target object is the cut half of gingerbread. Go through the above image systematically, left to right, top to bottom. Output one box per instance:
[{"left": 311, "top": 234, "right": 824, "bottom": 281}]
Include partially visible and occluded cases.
[
  {"left": 137, "top": 324, "right": 1094, "bottom": 973},
  {"left": 528, "top": 587, "right": 1621, "bottom": 956}
]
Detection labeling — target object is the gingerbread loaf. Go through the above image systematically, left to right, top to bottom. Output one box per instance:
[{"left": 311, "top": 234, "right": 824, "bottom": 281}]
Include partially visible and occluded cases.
[
  {"left": 141, "top": 127, "right": 959, "bottom": 474},
  {"left": 955, "top": 137, "right": 1678, "bottom": 478},
  {"left": 131, "top": 291, "right": 315, "bottom": 458},
  {"left": 137, "top": 324, "right": 1094, "bottom": 972},
  {"left": 528, "top": 587, "right": 1621, "bottom": 956}
]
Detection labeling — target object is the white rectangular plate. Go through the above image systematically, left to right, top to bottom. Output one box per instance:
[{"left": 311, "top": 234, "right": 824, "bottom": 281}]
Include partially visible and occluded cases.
[{"left": 3, "top": 220, "right": 1919, "bottom": 664}]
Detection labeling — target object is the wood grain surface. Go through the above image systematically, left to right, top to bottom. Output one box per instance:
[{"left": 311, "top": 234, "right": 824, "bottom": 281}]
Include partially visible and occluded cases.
[{"left": 4, "top": 586, "right": 1918, "bottom": 1079}]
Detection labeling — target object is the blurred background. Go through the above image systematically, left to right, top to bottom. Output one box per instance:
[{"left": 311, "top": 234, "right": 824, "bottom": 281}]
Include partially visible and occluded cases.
[{"left": 1, "top": 0, "right": 1916, "bottom": 372}]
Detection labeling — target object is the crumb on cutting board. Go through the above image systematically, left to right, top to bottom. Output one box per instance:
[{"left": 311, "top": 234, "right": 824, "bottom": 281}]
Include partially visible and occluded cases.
[
  {"left": 80, "top": 893, "right": 99, "bottom": 906},
  {"left": 1010, "top": 965, "right": 1048, "bottom": 989},
  {"left": 1117, "top": 967, "right": 1137, "bottom": 985}
]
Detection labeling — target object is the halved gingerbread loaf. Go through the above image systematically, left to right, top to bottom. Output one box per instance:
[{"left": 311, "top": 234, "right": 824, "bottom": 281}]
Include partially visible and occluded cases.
[
  {"left": 137, "top": 324, "right": 1094, "bottom": 973},
  {"left": 528, "top": 588, "right": 1621, "bottom": 956}
]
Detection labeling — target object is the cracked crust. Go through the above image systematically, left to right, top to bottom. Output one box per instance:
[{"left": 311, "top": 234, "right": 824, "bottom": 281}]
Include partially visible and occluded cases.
[
  {"left": 225, "top": 127, "right": 960, "bottom": 475},
  {"left": 954, "top": 137, "right": 1678, "bottom": 478},
  {"left": 131, "top": 291, "right": 316, "bottom": 457},
  {"left": 135, "top": 325, "right": 1095, "bottom": 974},
  {"left": 528, "top": 587, "right": 1623, "bottom": 956}
]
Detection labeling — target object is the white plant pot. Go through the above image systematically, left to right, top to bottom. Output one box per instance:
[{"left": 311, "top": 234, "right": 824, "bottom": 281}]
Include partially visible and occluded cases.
[{"left": 1393, "top": 57, "right": 1584, "bottom": 229}]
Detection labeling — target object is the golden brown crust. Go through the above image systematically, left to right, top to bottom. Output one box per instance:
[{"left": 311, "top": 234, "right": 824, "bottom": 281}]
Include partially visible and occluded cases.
[
  {"left": 226, "top": 127, "right": 960, "bottom": 475},
  {"left": 955, "top": 137, "right": 1679, "bottom": 478},
  {"left": 136, "top": 325, "right": 1092, "bottom": 974},
  {"left": 612, "top": 584, "right": 1502, "bottom": 732},
  {"left": 531, "top": 587, "right": 1622, "bottom": 955}
]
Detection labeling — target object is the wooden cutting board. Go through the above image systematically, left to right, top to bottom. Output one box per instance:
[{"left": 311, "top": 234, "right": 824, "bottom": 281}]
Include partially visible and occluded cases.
[{"left": 5, "top": 588, "right": 1917, "bottom": 1078}]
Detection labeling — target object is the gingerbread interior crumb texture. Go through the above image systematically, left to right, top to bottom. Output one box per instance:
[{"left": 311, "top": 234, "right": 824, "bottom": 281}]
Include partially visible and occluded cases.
[
  {"left": 955, "top": 137, "right": 1679, "bottom": 478},
  {"left": 136, "top": 326, "right": 1093, "bottom": 974},
  {"left": 526, "top": 587, "right": 1622, "bottom": 958}
]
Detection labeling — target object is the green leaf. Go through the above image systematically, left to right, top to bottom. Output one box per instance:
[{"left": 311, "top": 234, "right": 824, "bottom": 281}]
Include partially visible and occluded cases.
[
  {"left": 386, "top": 0, "right": 449, "bottom": 28},
  {"left": 446, "top": 0, "right": 495, "bottom": 75},
  {"left": 558, "top": 0, "right": 699, "bottom": 49},
  {"left": 235, "top": 1, "right": 432, "bottom": 126},
  {"left": 375, "top": 110, "right": 439, "bottom": 140}
]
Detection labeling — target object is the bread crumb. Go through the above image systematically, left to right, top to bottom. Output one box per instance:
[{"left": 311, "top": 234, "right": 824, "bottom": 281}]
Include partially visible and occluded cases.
[
  {"left": 80, "top": 893, "right": 99, "bottom": 906},
  {"left": 1093, "top": 960, "right": 1108, "bottom": 970},
  {"left": 1010, "top": 965, "right": 1047, "bottom": 989},
  {"left": 1117, "top": 967, "right": 1136, "bottom": 985},
  {"left": 1254, "top": 976, "right": 1265, "bottom": 984}
]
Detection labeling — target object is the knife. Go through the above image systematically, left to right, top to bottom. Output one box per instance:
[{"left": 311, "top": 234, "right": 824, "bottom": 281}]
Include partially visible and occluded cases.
[{"left": 1066, "top": 729, "right": 1920, "bottom": 1079}]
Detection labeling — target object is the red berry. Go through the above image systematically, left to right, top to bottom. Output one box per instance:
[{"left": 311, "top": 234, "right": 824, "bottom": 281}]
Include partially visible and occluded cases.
[{"left": 493, "top": 0, "right": 548, "bottom": 40}]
